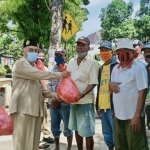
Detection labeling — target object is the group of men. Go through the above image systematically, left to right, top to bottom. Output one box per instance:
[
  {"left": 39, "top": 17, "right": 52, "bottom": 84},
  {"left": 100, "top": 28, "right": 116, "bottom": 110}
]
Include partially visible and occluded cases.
[{"left": 8, "top": 36, "right": 150, "bottom": 150}]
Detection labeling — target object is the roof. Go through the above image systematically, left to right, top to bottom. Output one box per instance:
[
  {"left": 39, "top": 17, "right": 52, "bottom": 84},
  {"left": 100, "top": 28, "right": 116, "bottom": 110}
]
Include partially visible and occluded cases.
[{"left": 87, "top": 30, "right": 102, "bottom": 45}]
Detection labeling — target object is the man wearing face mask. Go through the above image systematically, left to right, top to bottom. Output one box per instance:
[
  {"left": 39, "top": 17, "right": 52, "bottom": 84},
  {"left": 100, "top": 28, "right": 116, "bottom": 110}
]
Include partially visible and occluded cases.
[
  {"left": 67, "top": 36, "right": 99, "bottom": 150},
  {"left": 109, "top": 38, "right": 148, "bottom": 150},
  {"left": 9, "top": 39, "right": 69, "bottom": 150},
  {"left": 133, "top": 39, "right": 147, "bottom": 66},
  {"left": 96, "top": 41, "right": 118, "bottom": 150},
  {"left": 141, "top": 42, "right": 150, "bottom": 137},
  {"left": 47, "top": 48, "right": 73, "bottom": 150}
]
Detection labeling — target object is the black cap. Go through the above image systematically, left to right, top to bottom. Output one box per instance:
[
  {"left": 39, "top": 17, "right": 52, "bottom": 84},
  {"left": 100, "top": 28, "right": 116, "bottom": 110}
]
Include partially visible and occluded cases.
[
  {"left": 76, "top": 36, "right": 90, "bottom": 45},
  {"left": 23, "top": 39, "right": 39, "bottom": 48}
]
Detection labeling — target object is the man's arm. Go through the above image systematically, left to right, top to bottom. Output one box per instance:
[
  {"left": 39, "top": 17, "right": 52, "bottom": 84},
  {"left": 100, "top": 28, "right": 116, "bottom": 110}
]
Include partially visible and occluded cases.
[
  {"left": 13, "top": 59, "right": 67, "bottom": 80},
  {"left": 80, "top": 84, "right": 96, "bottom": 99},
  {"left": 130, "top": 88, "right": 147, "bottom": 132}
]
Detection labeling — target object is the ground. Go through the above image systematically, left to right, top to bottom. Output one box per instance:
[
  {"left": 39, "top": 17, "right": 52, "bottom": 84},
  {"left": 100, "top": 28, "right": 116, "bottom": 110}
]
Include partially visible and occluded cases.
[{"left": 0, "top": 119, "right": 108, "bottom": 150}]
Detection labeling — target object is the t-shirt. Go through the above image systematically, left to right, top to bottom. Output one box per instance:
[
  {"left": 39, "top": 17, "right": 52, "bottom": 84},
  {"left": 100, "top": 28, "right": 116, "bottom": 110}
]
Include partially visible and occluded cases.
[
  {"left": 68, "top": 55, "right": 99, "bottom": 104},
  {"left": 111, "top": 61, "right": 148, "bottom": 120},
  {"left": 99, "top": 64, "right": 111, "bottom": 109}
]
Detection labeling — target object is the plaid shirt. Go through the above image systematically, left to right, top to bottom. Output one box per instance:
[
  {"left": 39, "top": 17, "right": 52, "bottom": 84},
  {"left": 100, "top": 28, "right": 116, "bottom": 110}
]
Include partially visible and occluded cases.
[{"left": 47, "top": 65, "right": 68, "bottom": 106}]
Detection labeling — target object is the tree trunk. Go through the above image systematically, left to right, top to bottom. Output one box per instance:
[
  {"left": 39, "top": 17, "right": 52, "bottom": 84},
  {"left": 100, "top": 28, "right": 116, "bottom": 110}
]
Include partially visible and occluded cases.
[{"left": 48, "top": 0, "right": 64, "bottom": 66}]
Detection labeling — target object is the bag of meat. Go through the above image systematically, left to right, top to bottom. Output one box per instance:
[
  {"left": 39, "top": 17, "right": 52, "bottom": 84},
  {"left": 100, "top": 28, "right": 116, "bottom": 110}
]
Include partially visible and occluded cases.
[
  {"left": 57, "top": 64, "right": 80, "bottom": 103},
  {"left": 0, "top": 105, "right": 13, "bottom": 135}
]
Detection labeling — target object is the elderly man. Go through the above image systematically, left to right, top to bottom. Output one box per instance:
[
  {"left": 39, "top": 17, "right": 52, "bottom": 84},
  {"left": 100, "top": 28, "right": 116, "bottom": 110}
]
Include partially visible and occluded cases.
[
  {"left": 68, "top": 36, "right": 99, "bottom": 150},
  {"left": 109, "top": 38, "right": 148, "bottom": 150},
  {"left": 9, "top": 39, "right": 68, "bottom": 150}
]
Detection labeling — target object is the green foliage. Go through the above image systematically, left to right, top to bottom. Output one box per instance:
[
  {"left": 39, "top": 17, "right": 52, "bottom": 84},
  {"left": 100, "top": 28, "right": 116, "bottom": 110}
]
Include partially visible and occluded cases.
[
  {"left": 0, "top": 0, "right": 89, "bottom": 61},
  {"left": 1, "top": 0, "right": 89, "bottom": 48},
  {"left": 100, "top": 0, "right": 136, "bottom": 41},
  {"left": 134, "top": 0, "right": 150, "bottom": 43},
  {"left": 0, "top": 34, "right": 23, "bottom": 60},
  {"left": 0, "top": 64, "right": 6, "bottom": 75},
  {"left": 4, "top": 65, "right": 12, "bottom": 74}
]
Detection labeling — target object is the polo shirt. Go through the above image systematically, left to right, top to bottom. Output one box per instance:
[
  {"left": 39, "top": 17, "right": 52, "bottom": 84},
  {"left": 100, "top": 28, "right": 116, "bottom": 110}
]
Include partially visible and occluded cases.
[
  {"left": 68, "top": 55, "right": 99, "bottom": 104},
  {"left": 111, "top": 60, "right": 148, "bottom": 120}
]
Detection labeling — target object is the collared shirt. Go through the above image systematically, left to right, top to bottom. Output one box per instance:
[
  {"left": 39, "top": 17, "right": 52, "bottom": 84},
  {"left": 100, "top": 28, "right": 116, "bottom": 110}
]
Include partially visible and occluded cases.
[
  {"left": 68, "top": 55, "right": 99, "bottom": 104},
  {"left": 9, "top": 57, "right": 62, "bottom": 117},
  {"left": 111, "top": 61, "right": 148, "bottom": 120},
  {"left": 47, "top": 65, "right": 69, "bottom": 106}
]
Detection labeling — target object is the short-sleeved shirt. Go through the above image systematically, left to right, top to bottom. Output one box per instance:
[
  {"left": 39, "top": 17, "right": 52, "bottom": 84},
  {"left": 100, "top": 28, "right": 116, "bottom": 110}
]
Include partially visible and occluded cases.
[
  {"left": 68, "top": 55, "right": 99, "bottom": 104},
  {"left": 111, "top": 61, "right": 148, "bottom": 120}
]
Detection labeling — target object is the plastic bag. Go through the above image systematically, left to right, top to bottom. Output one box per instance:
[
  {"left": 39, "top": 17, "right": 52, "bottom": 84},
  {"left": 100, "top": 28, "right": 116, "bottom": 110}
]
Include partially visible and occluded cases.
[
  {"left": 36, "top": 59, "right": 47, "bottom": 89},
  {"left": 36, "top": 59, "right": 45, "bottom": 71},
  {"left": 57, "top": 64, "right": 80, "bottom": 103},
  {"left": 0, "top": 105, "right": 13, "bottom": 135}
]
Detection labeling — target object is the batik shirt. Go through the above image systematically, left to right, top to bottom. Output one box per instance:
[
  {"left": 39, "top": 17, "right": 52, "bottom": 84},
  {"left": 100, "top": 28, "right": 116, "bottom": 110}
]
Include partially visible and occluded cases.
[{"left": 47, "top": 65, "right": 68, "bottom": 106}]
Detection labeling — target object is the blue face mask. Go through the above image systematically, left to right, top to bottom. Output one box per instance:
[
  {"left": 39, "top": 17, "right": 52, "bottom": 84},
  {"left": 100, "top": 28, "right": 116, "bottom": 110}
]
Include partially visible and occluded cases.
[
  {"left": 27, "top": 52, "right": 38, "bottom": 62},
  {"left": 55, "top": 57, "right": 64, "bottom": 65}
]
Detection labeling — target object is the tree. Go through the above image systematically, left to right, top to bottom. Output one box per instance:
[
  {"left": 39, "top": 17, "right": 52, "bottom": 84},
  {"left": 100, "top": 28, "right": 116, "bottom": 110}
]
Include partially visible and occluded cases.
[
  {"left": 1, "top": 0, "right": 89, "bottom": 48},
  {"left": 1, "top": 0, "right": 89, "bottom": 62},
  {"left": 49, "top": 0, "right": 89, "bottom": 65},
  {"left": 100, "top": 0, "right": 137, "bottom": 41},
  {"left": 134, "top": 0, "right": 150, "bottom": 43}
]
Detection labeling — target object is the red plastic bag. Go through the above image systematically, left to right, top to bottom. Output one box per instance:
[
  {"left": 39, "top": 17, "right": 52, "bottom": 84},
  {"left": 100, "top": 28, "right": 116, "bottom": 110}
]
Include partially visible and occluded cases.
[
  {"left": 36, "top": 59, "right": 47, "bottom": 89},
  {"left": 36, "top": 59, "right": 45, "bottom": 71},
  {"left": 57, "top": 64, "right": 80, "bottom": 103},
  {"left": 57, "top": 77, "right": 80, "bottom": 103},
  {"left": 0, "top": 105, "right": 13, "bottom": 135}
]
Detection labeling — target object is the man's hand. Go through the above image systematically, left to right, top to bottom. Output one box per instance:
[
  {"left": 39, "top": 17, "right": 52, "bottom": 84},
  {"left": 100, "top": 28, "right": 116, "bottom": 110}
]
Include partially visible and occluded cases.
[
  {"left": 61, "top": 71, "right": 71, "bottom": 77},
  {"left": 109, "top": 82, "right": 121, "bottom": 93},
  {"left": 79, "top": 93, "right": 85, "bottom": 99},
  {"left": 52, "top": 98, "right": 61, "bottom": 109},
  {"left": 96, "top": 110, "right": 101, "bottom": 118},
  {"left": 112, "top": 111, "right": 115, "bottom": 118},
  {"left": 130, "top": 115, "right": 141, "bottom": 132}
]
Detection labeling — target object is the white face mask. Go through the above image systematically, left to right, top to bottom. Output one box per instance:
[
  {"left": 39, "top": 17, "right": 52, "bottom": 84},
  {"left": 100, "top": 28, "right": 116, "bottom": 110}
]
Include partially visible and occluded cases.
[{"left": 76, "top": 52, "right": 87, "bottom": 58}]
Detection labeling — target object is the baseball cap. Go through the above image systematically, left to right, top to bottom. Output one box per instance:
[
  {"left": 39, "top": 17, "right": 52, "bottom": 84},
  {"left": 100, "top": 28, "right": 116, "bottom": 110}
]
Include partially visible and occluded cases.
[
  {"left": 76, "top": 36, "right": 90, "bottom": 45},
  {"left": 23, "top": 39, "right": 39, "bottom": 48},
  {"left": 133, "top": 40, "right": 144, "bottom": 47},
  {"left": 99, "top": 41, "right": 112, "bottom": 49},
  {"left": 141, "top": 42, "right": 150, "bottom": 51},
  {"left": 55, "top": 48, "right": 66, "bottom": 56}
]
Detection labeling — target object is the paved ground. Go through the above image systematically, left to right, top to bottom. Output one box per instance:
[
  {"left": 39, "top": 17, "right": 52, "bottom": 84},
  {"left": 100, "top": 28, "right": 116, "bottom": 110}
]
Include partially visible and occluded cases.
[
  {"left": 0, "top": 118, "right": 107, "bottom": 150},
  {"left": 1, "top": 118, "right": 150, "bottom": 150}
]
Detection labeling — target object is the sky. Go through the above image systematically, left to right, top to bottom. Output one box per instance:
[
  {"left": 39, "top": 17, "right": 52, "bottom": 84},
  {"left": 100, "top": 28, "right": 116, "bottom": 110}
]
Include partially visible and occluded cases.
[{"left": 76, "top": 0, "right": 140, "bottom": 38}]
